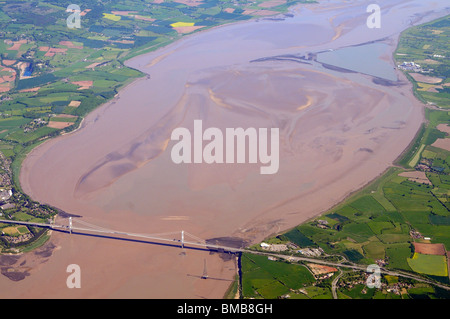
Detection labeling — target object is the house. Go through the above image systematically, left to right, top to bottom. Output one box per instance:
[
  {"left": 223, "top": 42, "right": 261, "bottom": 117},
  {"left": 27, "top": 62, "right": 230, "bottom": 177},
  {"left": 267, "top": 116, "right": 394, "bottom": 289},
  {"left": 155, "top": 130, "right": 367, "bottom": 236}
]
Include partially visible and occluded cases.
[
  {"left": 397, "top": 61, "right": 421, "bottom": 71},
  {"left": 0, "top": 203, "right": 14, "bottom": 210},
  {"left": 260, "top": 243, "right": 288, "bottom": 252}
]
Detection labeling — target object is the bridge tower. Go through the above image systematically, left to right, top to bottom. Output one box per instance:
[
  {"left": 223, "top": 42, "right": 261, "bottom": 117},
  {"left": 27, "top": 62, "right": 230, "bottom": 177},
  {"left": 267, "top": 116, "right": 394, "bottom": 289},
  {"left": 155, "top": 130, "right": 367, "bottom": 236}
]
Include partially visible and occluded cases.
[
  {"left": 69, "top": 217, "right": 72, "bottom": 234},
  {"left": 181, "top": 230, "right": 184, "bottom": 249}
]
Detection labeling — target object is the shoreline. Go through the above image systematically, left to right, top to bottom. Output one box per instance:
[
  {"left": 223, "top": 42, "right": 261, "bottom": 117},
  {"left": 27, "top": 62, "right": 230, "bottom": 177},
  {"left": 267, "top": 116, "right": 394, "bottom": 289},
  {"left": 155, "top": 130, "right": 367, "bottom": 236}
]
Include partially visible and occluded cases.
[
  {"left": 10, "top": 1, "right": 450, "bottom": 298},
  {"left": 17, "top": 3, "right": 306, "bottom": 204},
  {"left": 273, "top": 8, "right": 450, "bottom": 238},
  {"left": 231, "top": 26, "right": 426, "bottom": 244}
]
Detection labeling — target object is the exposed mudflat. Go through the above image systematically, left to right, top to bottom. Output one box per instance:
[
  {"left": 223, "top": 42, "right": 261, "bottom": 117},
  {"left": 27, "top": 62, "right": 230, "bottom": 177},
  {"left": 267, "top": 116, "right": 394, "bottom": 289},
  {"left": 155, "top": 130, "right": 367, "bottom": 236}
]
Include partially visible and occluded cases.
[{"left": 7, "top": 0, "right": 450, "bottom": 298}]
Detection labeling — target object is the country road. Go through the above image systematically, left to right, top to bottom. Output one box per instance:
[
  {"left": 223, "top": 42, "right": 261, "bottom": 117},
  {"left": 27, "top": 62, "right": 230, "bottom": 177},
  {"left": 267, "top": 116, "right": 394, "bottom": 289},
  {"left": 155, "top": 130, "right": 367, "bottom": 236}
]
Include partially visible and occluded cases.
[
  {"left": 246, "top": 250, "right": 450, "bottom": 292},
  {"left": 332, "top": 269, "right": 344, "bottom": 299}
]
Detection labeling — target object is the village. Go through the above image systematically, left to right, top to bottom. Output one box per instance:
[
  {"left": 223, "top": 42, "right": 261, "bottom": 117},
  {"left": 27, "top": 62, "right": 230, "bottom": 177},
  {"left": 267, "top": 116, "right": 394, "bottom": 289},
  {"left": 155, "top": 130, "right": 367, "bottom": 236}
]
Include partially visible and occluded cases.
[
  {"left": 0, "top": 150, "right": 56, "bottom": 249},
  {"left": 256, "top": 235, "right": 426, "bottom": 298},
  {"left": 256, "top": 239, "right": 418, "bottom": 299},
  {"left": 336, "top": 271, "right": 418, "bottom": 297}
]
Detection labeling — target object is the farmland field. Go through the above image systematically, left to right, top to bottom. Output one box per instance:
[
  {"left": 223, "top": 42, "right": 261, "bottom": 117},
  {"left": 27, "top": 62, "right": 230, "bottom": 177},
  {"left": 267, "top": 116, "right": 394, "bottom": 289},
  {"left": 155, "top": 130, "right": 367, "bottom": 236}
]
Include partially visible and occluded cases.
[
  {"left": 241, "top": 253, "right": 316, "bottom": 299},
  {"left": 407, "top": 253, "right": 448, "bottom": 277}
]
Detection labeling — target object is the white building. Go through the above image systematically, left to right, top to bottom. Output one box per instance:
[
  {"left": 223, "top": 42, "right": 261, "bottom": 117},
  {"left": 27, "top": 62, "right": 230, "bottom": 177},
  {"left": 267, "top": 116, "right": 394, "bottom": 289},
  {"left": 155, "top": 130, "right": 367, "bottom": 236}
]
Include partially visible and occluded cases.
[{"left": 0, "top": 189, "right": 12, "bottom": 201}]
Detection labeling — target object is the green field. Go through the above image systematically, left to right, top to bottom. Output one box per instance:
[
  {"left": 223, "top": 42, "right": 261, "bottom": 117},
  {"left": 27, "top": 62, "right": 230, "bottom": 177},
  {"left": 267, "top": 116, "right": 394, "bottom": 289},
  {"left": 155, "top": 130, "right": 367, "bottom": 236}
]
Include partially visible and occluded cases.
[
  {"left": 241, "top": 253, "right": 316, "bottom": 299},
  {"left": 407, "top": 253, "right": 448, "bottom": 277}
]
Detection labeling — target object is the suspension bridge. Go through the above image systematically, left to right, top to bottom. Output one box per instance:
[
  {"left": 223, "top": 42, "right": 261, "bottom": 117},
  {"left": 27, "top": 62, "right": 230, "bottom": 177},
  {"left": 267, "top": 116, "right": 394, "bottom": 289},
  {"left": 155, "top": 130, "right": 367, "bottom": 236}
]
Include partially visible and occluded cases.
[{"left": 0, "top": 217, "right": 242, "bottom": 253}]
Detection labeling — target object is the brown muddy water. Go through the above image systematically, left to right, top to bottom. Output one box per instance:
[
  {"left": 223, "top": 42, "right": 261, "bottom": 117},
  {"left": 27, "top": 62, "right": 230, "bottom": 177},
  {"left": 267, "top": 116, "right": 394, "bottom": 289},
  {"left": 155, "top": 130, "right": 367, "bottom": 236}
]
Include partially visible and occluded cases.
[{"left": 3, "top": 0, "right": 449, "bottom": 298}]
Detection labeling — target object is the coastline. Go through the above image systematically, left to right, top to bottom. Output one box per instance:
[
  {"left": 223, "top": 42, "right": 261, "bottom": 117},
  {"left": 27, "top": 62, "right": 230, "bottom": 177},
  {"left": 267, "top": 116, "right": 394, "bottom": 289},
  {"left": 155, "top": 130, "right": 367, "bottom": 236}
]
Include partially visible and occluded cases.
[
  {"left": 8, "top": 0, "right": 450, "bottom": 299},
  {"left": 17, "top": 4, "right": 301, "bottom": 201},
  {"left": 271, "top": 5, "right": 450, "bottom": 235},
  {"left": 285, "top": 30, "right": 427, "bottom": 230}
]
